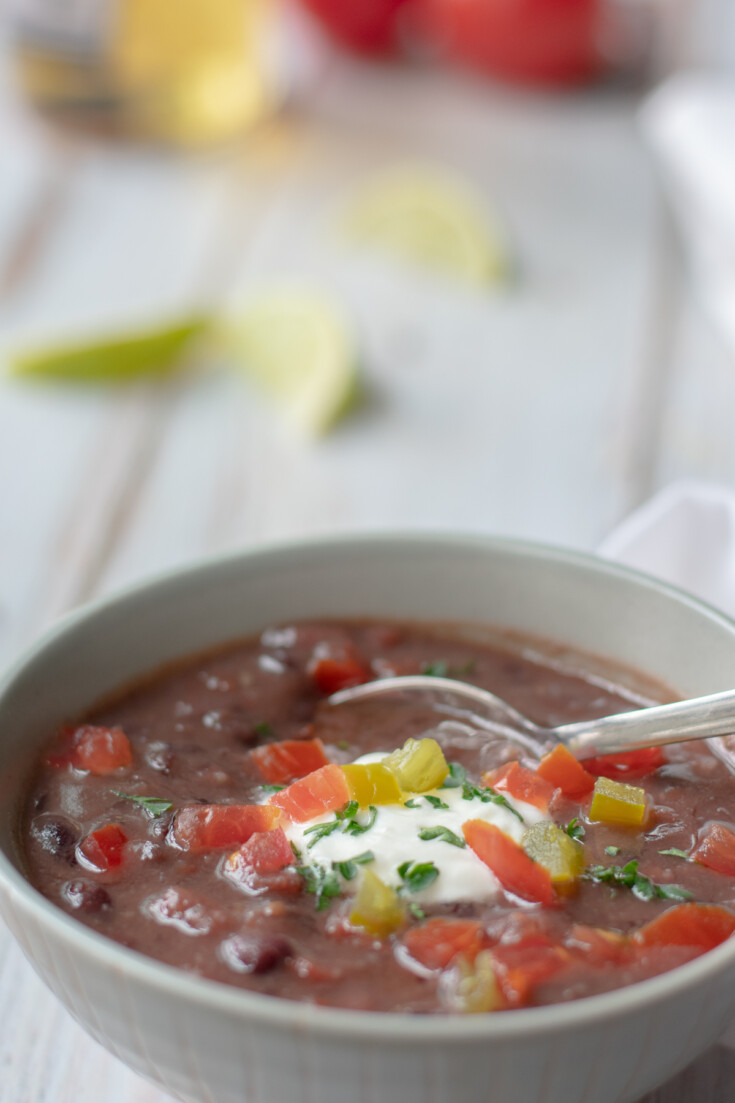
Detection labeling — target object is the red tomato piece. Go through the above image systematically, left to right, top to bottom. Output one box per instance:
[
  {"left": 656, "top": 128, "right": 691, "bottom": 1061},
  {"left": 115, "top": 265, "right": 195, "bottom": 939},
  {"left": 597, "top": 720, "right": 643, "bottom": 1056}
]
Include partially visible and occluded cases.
[
  {"left": 297, "top": 0, "right": 411, "bottom": 55},
  {"left": 421, "top": 0, "right": 602, "bottom": 86},
  {"left": 307, "top": 641, "right": 371, "bottom": 695},
  {"left": 49, "top": 725, "right": 133, "bottom": 775},
  {"left": 251, "top": 738, "right": 330, "bottom": 785},
  {"left": 536, "top": 744, "right": 594, "bottom": 798},
  {"left": 585, "top": 746, "right": 667, "bottom": 780},
  {"left": 487, "top": 761, "right": 556, "bottom": 812},
  {"left": 269, "top": 764, "right": 351, "bottom": 823},
  {"left": 171, "top": 804, "right": 281, "bottom": 852},
  {"left": 463, "top": 820, "right": 555, "bottom": 907},
  {"left": 691, "top": 823, "right": 735, "bottom": 877},
  {"left": 78, "top": 824, "right": 127, "bottom": 872},
  {"left": 227, "top": 828, "right": 294, "bottom": 877},
  {"left": 634, "top": 903, "right": 735, "bottom": 953},
  {"left": 403, "top": 918, "right": 486, "bottom": 971},
  {"left": 565, "top": 924, "right": 629, "bottom": 966},
  {"left": 491, "top": 941, "right": 569, "bottom": 1007}
]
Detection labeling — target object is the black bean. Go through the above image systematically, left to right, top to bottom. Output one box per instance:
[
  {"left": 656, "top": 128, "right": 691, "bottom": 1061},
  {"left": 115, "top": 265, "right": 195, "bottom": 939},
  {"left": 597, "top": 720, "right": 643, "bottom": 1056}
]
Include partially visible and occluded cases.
[
  {"left": 32, "top": 816, "right": 79, "bottom": 862},
  {"left": 63, "top": 880, "right": 112, "bottom": 914},
  {"left": 221, "top": 933, "right": 292, "bottom": 975}
]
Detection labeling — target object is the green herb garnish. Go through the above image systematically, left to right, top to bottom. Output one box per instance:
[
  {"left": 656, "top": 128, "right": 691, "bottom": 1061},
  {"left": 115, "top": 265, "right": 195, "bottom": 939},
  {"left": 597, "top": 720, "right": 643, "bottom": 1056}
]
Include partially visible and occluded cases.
[
  {"left": 422, "top": 660, "right": 449, "bottom": 678},
  {"left": 254, "top": 721, "right": 273, "bottom": 739},
  {"left": 337, "top": 741, "right": 351, "bottom": 751},
  {"left": 441, "top": 762, "right": 467, "bottom": 789},
  {"left": 461, "top": 781, "right": 525, "bottom": 824},
  {"left": 260, "top": 783, "right": 285, "bottom": 793},
  {"left": 112, "top": 791, "right": 173, "bottom": 817},
  {"left": 423, "top": 794, "right": 449, "bottom": 810},
  {"left": 404, "top": 798, "right": 421, "bottom": 809},
  {"left": 344, "top": 805, "right": 378, "bottom": 837},
  {"left": 303, "top": 818, "right": 343, "bottom": 847},
  {"left": 565, "top": 818, "right": 585, "bottom": 841},
  {"left": 418, "top": 825, "right": 466, "bottom": 848},
  {"left": 604, "top": 845, "right": 620, "bottom": 856},
  {"left": 659, "top": 848, "right": 691, "bottom": 860},
  {"left": 332, "top": 850, "right": 375, "bottom": 881},
  {"left": 397, "top": 860, "right": 439, "bottom": 893},
  {"left": 583, "top": 860, "right": 693, "bottom": 902},
  {"left": 297, "top": 864, "right": 342, "bottom": 910},
  {"left": 408, "top": 902, "right": 426, "bottom": 920}
]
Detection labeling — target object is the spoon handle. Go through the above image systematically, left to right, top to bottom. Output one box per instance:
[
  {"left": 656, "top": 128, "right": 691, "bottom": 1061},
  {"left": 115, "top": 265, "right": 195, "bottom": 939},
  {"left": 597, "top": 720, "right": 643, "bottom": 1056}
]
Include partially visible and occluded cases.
[{"left": 558, "top": 690, "right": 735, "bottom": 759}]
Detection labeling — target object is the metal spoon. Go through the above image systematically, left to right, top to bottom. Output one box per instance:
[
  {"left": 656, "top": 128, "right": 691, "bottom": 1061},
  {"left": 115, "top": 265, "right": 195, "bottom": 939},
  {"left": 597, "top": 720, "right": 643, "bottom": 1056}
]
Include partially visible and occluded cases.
[{"left": 328, "top": 675, "right": 735, "bottom": 760}]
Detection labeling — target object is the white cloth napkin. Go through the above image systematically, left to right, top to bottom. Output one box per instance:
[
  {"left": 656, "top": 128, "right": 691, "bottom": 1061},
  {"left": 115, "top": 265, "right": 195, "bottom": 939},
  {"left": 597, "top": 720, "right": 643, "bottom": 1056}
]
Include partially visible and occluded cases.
[
  {"left": 641, "top": 76, "right": 735, "bottom": 358},
  {"left": 599, "top": 479, "right": 735, "bottom": 1047}
]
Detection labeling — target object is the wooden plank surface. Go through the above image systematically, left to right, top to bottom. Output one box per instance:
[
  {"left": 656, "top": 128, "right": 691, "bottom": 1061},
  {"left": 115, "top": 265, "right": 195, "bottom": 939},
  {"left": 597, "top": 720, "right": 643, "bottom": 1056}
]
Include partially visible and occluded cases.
[{"left": 1, "top": 39, "right": 734, "bottom": 1103}]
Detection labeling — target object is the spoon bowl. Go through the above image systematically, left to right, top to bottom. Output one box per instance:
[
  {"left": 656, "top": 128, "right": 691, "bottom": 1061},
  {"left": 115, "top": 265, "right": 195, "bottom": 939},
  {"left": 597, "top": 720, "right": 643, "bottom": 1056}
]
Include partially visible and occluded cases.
[{"left": 329, "top": 674, "right": 735, "bottom": 759}]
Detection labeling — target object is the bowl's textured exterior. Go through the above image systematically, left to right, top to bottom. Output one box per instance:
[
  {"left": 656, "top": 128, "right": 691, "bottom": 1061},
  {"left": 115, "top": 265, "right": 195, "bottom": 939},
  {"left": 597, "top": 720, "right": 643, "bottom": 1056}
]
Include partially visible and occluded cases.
[{"left": 3, "top": 535, "right": 735, "bottom": 1103}]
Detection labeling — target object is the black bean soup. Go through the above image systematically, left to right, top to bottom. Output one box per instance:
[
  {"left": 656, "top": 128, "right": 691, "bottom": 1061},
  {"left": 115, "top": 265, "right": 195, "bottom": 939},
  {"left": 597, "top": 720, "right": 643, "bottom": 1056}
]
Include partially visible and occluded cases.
[{"left": 21, "top": 620, "right": 735, "bottom": 1014}]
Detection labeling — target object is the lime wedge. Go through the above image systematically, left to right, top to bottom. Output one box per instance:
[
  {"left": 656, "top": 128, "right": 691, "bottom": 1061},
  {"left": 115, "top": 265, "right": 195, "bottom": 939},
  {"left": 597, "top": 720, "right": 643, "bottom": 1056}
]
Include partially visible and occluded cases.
[
  {"left": 343, "top": 165, "right": 507, "bottom": 285},
  {"left": 223, "top": 289, "right": 360, "bottom": 435},
  {"left": 8, "top": 315, "right": 210, "bottom": 382}
]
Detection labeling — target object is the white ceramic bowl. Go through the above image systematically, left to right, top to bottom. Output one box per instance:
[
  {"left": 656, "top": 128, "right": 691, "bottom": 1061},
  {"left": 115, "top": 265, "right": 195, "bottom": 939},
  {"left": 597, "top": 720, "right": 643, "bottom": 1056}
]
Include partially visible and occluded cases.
[{"left": 3, "top": 534, "right": 735, "bottom": 1103}]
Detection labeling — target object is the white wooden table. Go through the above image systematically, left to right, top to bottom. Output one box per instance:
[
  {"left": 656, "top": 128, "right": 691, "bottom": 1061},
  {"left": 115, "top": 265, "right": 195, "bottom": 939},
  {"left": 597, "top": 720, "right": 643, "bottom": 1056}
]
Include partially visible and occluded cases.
[{"left": 2, "top": 31, "right": 735, "bottom": 1103}]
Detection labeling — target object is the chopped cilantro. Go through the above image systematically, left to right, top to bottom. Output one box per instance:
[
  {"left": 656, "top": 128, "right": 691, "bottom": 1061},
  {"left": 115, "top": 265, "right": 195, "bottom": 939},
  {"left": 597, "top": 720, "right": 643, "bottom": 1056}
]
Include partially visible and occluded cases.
[
  {"left": 422, "top": 660, "right": 448, "bottom": 678},
  {"left": 254, "top": 721, "right": 273, "bottom": 739},
  {"left": 337, "top": 741, "right": 351, "bottom": 751},
  {"left": 441, "top": 762, "right": 467, "bottom": 789},
  {"left": 461, "top": 780, "right": 524, "bottom": 824},
  {"left": 260, "top": 783, "right": 285, "bottom": 794},
  {"left": 112, "top": 791, "right": 173, "bottom": 818},
  {"left": 423, "top": 794, "right": 449, "bottom": 810},
  {"left": 404, "top": 798, "right": 421, "bottom": 809},
  {"left": 344, "top": 805, "right": 377, "bottom": 837},
  {"left": 303, "top": 818, "right": 342, "bottom": 848},
  {"left": 565, "top": 818, "right": 585, "bottom": 841},
  {"left": 418, "top": 825, "right": 466, "bottom": 848},
  {"left": 290, "top": 842, "right": 303, "bottom": 861},
  {"left": 604, "top": 845, "right": 620, "bottom": 856},
  {"left": 659, "top": 847, "right": 691, "bottom": 860},
  {"left": 332, "top": 850, "right": 375, "bottom": 881},
  {"left": 397, "top": 860, "right": 439, "bottom": 893},
  {"left": 583, "top": 860, "right": 693, "bottom": 903},
  {"left": 297, "top": 864, "right": 341, "bottom": 910},
  {"left": 408, "top": 902, "right": 426, "bottom": 920}
]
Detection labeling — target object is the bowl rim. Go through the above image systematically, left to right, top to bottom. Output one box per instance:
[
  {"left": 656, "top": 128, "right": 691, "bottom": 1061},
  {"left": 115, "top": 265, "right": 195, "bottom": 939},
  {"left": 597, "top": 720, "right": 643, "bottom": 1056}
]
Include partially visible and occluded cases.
[{"left": 3, "top": 530, "right": 735, "bottom": 1043}]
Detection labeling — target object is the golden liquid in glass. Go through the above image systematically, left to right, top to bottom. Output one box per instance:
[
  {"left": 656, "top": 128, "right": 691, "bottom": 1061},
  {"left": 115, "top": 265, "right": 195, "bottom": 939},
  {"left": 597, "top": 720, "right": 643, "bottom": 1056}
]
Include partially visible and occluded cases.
[{"left": 12, "top": 0, "right": 280, "bottom": 145}]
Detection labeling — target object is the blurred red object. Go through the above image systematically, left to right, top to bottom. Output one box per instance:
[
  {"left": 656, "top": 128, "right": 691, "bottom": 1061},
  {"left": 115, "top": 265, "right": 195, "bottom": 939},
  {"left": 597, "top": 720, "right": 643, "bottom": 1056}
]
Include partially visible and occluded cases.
[
  {"left": 297, "top": 0, "right": 413, "bottom": 54},
  {"left": 419, "top": 0, "right": 603, "bottom": 85}
]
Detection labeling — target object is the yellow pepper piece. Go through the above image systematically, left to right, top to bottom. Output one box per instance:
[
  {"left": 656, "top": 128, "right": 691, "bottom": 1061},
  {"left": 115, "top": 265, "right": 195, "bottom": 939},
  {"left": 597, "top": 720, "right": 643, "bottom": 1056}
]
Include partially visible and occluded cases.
[
  {"left": 383, "top": 737, "right": 449, "bottom": 793},
  {"left": 342, "top": 762, "right": 403, "bottom": 807},
  {"left": 589, "top": 777, "right": 648, "bottom": 828},
  {"left": 521, "top": 822, "right": 585, "bottom": 888},
  {"left": 350, "top": 869, "right": 405, "bottom": 937},
  {"left": 446, "top": 951, "right": 501, "bottom": 1014}
]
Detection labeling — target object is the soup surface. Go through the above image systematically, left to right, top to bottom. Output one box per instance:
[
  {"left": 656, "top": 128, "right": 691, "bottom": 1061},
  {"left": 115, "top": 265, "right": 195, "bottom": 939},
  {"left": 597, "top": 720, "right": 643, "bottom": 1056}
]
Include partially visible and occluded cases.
[{"left": 21, "top": 620, "right": 735, "bottom": 1013}]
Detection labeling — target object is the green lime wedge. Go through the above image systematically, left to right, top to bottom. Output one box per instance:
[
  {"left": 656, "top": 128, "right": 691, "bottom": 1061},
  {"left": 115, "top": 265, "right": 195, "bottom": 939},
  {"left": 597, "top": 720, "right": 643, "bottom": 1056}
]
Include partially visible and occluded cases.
[
  {"left": 343, "top": 165, "right": 507, "bottom": 286},
  {"left": 222, "top": 289, "right": 360, "bottom": 435},
  {"left": 8, "top": 315, "right": 211, "bottom": 382}
]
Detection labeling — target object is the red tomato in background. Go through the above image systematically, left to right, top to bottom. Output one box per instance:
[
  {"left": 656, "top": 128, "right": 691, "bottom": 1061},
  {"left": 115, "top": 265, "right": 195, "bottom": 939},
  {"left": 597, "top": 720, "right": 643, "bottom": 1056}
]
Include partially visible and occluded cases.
[
  {"left": 297, "top": 0, "right": 414, "bottom": 55},
  {"left": 420, "top": 0, "right": 602, "bottom": 85}
]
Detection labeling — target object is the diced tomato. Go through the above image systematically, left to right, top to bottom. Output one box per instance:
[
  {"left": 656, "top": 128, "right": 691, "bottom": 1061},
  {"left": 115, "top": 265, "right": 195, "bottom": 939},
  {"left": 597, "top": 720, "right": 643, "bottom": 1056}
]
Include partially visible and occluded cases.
[
  {"left": 296, "top": 0, "right": 410, "bottom": 55},
  {"left": 308, "top": 644, "right": 371, "bottom": 695},
  {"left": 48, "top": 724, "right": 133, "bottom": 775},
  {"left": 251, "top": 738, "right": 330, "bottom": 785},
  {"left": 536, "top": 744, "right": 594, "bottom": 798},
  {"left": 585, "top": 746, "right": 667, "bottom": 780},
  {"left": 486, "top": 761, "right": 556, "bottom": 812},
  {"left": 269, "top": 763, "right": 351, "bottom": 823},
  {"left": 171, "top": 804, "right": 281, "bottom": 852},
  {"left": 463, "top": 820, "right": 555, "bottom": 907},
  {"left": 78, "top": 823, "right": 127, "bottom": 871},
  {"left": 691, "top": 823, "right": 735, "bottom": 877},
  {"left": 226, "top": 828, "right": 294, "bottom": 877},
  {"left": 634, "top": 903, "right": 735, "bottom": 953},
  {"left": 403, "top": 918, "right": 486, "bottom": 971},
  {"left": 565, "top": 924, "right": 629, "bottom": 966},
  {"left": 491, "top": 941, "right": 569, "bottom": 1007}
]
